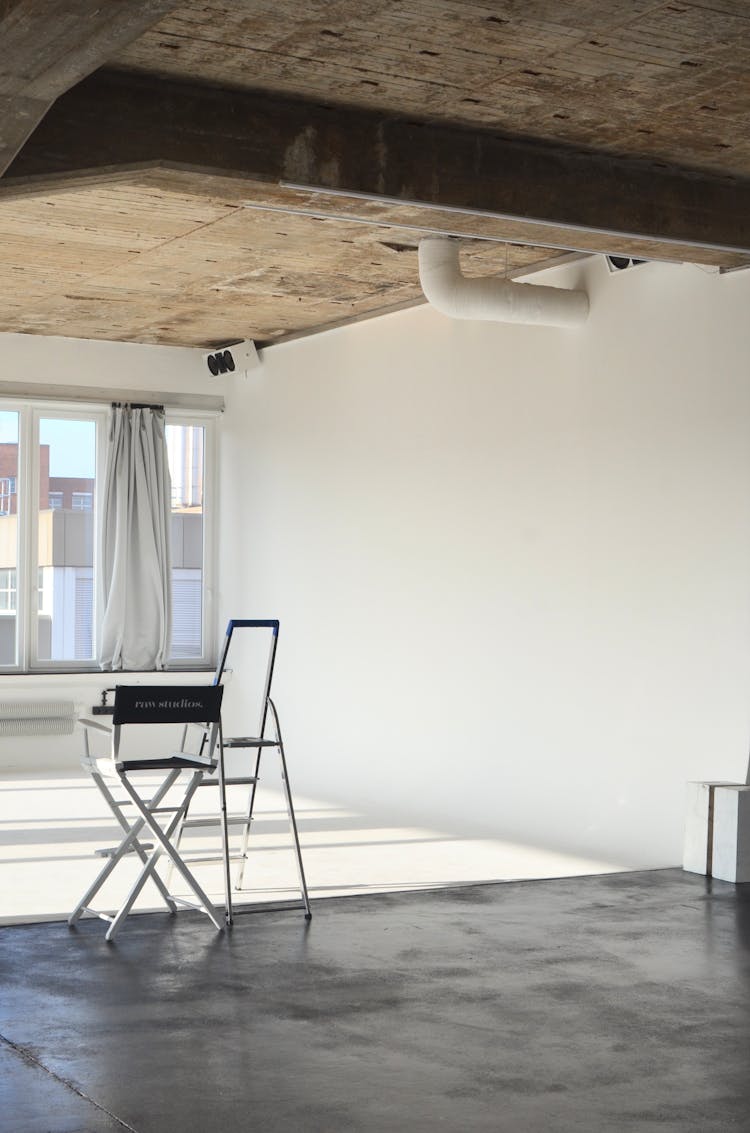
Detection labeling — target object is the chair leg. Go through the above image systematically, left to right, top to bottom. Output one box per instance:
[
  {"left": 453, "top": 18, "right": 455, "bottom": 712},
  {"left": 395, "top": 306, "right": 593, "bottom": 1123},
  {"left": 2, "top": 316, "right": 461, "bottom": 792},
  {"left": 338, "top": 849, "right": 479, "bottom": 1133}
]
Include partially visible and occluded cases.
[
  {"left": 163, "top": 724, "right": 208, "bottom": 888},
  {"left": 89, "top": 768, "right": 178, "bottom": 913},
  {"left": 69, "top": 771, "right": 180, "bottom": 926},
  {"left": 107, "top": 771, "right": 213, "bottom": 939},
  {"left": 110, "top": 772, "right": 224, "bottom": 940},
  {"left": 164, "top": 809, "right": 187, "bottom": 889},
  {"left": 69, "top": 819, "right": 148, "bottom": 926}
]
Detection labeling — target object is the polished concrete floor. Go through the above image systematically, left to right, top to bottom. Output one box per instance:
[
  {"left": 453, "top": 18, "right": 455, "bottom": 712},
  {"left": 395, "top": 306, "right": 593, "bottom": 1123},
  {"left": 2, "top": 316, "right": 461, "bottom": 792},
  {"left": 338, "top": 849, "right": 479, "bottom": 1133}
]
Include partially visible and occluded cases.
[{"left": 1, "top": 868, "right": 749, "bottom": 1132}]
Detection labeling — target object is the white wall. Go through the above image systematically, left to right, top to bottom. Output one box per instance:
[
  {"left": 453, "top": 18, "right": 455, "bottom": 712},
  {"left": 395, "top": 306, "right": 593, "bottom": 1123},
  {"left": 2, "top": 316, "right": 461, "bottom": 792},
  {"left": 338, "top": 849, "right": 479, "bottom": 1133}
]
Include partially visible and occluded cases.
[
  {"left": 218, "top": 257, "right": 750, "bottom": 867},
  {"left": 4, "top": 263, "right": 750, "bottom": 869},
  {"left": 0, "top": 331, "right": 203, "bottom": 394}
]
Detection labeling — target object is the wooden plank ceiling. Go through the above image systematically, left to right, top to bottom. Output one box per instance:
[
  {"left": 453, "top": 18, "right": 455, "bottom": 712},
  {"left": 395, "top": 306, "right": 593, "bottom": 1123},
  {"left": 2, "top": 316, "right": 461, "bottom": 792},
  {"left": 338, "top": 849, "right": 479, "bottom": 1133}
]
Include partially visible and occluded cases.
[
  {"left": 1, "top": 0, "right": 750, "bottom": 349},
  {"left": 115, "top": 0, "right": 750, "bottom": 177}
]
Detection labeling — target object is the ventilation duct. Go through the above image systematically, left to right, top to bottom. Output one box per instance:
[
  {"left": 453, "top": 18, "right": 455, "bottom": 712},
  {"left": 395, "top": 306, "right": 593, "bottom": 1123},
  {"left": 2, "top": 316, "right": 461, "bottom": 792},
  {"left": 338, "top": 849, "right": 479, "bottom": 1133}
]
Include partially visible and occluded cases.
[{"left": 418, "top": 237, "right": 589, "bottom": 328}]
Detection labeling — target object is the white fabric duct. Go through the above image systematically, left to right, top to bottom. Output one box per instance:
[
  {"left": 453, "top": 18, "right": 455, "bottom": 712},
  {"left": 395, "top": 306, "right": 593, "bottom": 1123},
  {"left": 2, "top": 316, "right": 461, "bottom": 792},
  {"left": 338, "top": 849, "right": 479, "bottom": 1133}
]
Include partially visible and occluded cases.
[{"left": 418, "top": 237, "right": 589, "bottom": 328}]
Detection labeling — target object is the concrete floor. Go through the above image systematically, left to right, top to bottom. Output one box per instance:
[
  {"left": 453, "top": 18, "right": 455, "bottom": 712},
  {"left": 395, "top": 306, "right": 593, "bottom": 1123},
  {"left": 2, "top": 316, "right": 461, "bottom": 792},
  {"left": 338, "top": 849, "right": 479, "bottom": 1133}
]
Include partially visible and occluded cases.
[{"left": 1, "top": 869, "right": 749, "bottom": 1132}]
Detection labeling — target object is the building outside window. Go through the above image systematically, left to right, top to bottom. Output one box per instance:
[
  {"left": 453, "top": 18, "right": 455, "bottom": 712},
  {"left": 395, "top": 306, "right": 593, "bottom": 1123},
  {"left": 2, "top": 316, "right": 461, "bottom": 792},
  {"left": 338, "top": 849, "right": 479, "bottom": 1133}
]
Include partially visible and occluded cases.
[
  {"left": 0, "top": 405, "right": 213, "bottom": 670},
  {"left": 0, "top": 476, "right": 16, "bottom": 515},
  {"left": 0, "top": 567, "right": 16, "bottom": 612}
]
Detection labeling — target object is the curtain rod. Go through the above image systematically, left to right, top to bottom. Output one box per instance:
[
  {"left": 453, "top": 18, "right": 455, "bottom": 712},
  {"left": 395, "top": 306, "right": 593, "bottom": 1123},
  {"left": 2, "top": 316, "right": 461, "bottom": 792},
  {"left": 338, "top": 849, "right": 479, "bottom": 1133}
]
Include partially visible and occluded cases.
[
  {"left": 0, "top": 380, "right": 224, "bottom": 413},
  {"left": 112, "top": 401, "right": 165, "bottom": 411}
]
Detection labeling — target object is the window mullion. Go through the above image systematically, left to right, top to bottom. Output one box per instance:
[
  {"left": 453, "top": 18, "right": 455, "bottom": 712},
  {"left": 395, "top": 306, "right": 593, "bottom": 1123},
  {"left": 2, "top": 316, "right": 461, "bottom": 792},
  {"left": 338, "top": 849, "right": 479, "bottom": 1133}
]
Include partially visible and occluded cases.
[
  {"left": 16, "top": 406, "right": 37, "bottom": 670},
  {"left": 27, "top": 408, "right": 44, "bottom": 669},
  {"left": 30, "top": 409, "right": 102, "bottom": 670},
  {"left": 93, "top": 409, "right": 107, "bottom": 665},
  {"left": 165, "top": 415, "right": 214, "bottom": 667},
  {"left": 202, "top": 417, "right": 216, "bottom": 668}
]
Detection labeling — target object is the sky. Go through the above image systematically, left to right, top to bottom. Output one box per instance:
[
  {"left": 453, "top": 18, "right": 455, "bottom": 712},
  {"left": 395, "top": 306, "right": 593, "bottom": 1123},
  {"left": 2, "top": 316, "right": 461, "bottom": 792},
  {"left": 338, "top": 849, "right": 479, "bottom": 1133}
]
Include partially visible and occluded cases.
[{"left": 0, "top": 412, "right": 95, "bottom": 477}]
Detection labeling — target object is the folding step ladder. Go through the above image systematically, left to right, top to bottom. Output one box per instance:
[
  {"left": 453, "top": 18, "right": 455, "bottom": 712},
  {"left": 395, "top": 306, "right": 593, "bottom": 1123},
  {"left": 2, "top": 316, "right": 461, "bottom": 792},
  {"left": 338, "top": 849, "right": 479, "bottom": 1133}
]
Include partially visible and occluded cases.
[{"left": 174, "top": 619, "right": 311, "bottom": 923}]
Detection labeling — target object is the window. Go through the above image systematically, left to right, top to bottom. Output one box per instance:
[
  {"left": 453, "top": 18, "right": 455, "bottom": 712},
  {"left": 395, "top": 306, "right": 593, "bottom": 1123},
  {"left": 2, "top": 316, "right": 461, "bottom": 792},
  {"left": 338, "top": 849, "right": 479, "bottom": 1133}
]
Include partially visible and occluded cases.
[
  {"left": 0, "top": 402, "right": 215, "bottom": 671},
  {"left": 0, "top": 410, "right": 19, "bottom": 664},
  {"left": 37, "top": 416, "right": 97, "bottom": 663},
  {"left": 166, "top": 422, "right": 208, "bottom": 662},
  {"left": 0, "top": 476, "right": 16, "bottom": 515},
  {"left": 0, "top": 567, "right": 16, "bottom": 612},
  {"left": 37, "top": 567, "right": 46, "bottom": 613}
]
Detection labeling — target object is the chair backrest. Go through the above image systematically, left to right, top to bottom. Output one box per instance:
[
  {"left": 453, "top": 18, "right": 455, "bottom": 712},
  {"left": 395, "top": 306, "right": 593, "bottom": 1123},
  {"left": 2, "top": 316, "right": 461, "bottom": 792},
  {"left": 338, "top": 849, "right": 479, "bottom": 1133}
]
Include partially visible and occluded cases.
[{"left": 113, "top": 685, "right": 224, "bottom": 726}]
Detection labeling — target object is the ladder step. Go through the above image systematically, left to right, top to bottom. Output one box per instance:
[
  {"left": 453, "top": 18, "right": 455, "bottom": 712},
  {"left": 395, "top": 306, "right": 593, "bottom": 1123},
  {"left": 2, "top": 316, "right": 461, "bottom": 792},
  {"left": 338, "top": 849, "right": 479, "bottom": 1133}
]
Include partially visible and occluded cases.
[
  {"left": 222, "top": 738, "right": 278, "bottom": 748},
  {"left": 196, "top": 776, "right": 257, "bottom": 787},
  {"left": 182, "top": 814, "right": 253, "bottom": 828},
  {"left": 180, "top": 851, "right": 247, "bottom": 864}
]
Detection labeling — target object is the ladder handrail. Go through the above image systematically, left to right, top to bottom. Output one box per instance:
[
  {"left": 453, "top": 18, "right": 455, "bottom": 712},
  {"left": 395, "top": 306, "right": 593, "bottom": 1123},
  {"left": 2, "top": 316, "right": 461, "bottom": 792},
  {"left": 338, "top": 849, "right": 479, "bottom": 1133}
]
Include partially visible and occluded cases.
[{"left": 182, "top": 618, "right": 311, "bottom": 923}]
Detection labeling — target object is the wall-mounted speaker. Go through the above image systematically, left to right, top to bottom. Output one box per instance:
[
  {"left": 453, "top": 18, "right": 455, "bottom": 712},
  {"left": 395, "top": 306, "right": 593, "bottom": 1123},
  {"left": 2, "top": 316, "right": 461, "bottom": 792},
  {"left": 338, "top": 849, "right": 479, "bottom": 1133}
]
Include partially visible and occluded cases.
[
  {"left": 605, "top": 255, "right": 646, "bottom": 273},
  {"left": 203, "top": 339, "right": 260, "bottom": 377}
]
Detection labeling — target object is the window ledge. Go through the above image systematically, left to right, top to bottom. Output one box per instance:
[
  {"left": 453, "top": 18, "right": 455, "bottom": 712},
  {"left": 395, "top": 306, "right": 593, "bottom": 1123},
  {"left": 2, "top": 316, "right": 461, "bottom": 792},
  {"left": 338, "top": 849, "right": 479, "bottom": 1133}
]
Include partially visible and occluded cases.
[{"left": 0, "top": 669, "right": 215, "bottom": 688}]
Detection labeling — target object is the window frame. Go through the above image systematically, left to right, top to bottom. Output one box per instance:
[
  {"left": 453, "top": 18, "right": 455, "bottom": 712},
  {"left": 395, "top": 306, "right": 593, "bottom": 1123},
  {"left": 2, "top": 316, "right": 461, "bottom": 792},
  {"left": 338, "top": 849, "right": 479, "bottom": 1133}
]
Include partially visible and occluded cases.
[
  {"left": 0, "top": 398, "right": 216, "bottom": 674},
  {"left": 26, "top": 403, "right": 107, "bottom": 671},
  {"left": 165, "top": 411, "right": 216, "bottom": 671},
  {"left": 0, "top": 475, "right": 16, "bottom": 515},
  {"left": 70, "top": 491, "right": 94, "bottom": 511},
  {"left": 0, "top": 567, "right": 16, "bottom": 612}
]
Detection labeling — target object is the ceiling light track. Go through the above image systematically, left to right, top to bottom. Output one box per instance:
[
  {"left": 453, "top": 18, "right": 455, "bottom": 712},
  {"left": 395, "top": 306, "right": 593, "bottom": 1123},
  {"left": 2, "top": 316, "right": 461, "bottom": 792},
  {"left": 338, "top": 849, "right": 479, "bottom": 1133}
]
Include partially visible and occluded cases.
[
  {"left": 279, "top": 181, "right": 750, "bottom": 258},
  {"left": 241, "top": 200, "right": 561, "bottom": 250},
  {"left": 242, "top": 200, "right": 655, "bottom": 263}
]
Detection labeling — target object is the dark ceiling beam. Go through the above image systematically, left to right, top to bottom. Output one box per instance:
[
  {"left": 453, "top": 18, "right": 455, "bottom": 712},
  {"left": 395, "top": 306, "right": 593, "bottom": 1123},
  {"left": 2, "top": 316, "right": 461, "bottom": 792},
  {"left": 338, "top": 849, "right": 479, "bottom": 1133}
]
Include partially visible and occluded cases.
[
  {"left": 0, "top": 2, "right": 181, "bottom": 177},
  {"left": 6, "top": 67, "right": 750, "bottom": 262}
]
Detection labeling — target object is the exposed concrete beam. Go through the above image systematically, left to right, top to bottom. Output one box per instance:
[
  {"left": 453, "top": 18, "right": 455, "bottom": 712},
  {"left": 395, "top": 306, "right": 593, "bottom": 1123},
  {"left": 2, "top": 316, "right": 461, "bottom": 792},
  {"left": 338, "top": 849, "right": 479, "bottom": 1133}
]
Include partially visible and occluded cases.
[
  {"left": 0, "top": 2, "right": 181, "bottom": 177},
  {"left": 6, "top": 68, "right": 750, "bottom": 266}
]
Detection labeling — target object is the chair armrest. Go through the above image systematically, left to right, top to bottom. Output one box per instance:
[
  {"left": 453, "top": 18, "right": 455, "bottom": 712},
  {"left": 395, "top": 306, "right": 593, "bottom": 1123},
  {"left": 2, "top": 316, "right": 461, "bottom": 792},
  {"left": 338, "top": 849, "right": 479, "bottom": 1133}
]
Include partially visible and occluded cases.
[{"left": 78, "top": 716, "right": 114, "bottom": 735}]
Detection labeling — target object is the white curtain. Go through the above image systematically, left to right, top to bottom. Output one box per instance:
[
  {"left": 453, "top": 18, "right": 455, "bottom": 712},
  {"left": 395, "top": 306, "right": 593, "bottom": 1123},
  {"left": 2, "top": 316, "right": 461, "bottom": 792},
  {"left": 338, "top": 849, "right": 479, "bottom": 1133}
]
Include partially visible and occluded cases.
[{"left": 98, "top": 405, "right": 172, "bottom": 671}]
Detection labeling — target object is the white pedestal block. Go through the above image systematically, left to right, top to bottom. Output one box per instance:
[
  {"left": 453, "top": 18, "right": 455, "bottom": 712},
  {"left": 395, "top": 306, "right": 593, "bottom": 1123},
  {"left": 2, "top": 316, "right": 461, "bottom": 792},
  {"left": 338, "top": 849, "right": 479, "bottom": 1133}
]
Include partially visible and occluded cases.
[
  {"left": 683, "top": 781, "right": 750, "bottom": 882},
  {"left": 712, "top": 786, "right": 750, "bottom": 883}
]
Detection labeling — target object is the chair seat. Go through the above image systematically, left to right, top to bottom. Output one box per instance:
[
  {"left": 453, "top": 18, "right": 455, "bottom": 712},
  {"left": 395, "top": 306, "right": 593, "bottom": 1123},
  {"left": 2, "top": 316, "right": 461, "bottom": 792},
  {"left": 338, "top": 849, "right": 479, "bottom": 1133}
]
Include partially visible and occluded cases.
[{"left": 117, "top": 754, "right": 217, "bottom": 772}]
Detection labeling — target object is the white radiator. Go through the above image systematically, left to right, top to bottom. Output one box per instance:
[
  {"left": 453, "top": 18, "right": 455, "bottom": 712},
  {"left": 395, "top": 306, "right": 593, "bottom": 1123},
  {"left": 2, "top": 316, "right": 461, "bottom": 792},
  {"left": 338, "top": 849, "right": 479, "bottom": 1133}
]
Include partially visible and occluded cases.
[{"left": 0, "top": 700, "right": 77, "bottom": 737}]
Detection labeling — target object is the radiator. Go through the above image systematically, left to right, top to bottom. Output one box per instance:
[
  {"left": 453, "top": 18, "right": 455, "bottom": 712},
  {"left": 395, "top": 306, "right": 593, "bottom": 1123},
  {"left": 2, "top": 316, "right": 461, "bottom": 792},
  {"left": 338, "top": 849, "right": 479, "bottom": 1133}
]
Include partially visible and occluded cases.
[{"left": 0, "top": 700, "right": 77, "bottom": 737}]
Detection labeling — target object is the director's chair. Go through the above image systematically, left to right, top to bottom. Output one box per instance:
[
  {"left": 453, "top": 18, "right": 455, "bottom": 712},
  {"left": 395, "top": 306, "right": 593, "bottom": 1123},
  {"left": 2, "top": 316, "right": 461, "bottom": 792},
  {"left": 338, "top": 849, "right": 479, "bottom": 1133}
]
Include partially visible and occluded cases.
[{"left": 69, "top": 684, "right": 226, "bottom": 942}]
